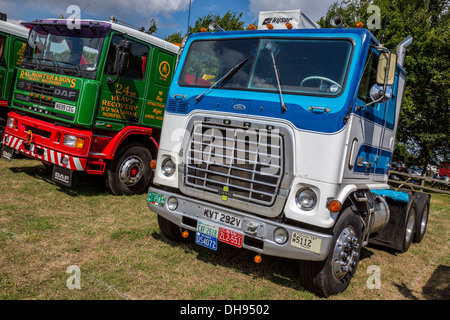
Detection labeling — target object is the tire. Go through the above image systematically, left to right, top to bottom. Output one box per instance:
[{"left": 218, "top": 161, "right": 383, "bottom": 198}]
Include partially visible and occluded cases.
[
  {"left": 0, "top": 117, "right": 6, "bottom": 150},
  {"left": 106, "top": 143, "right": 152, "bottom": 195},
  {"left": 413, "top": 193, "right": 429, "bottom": 243},
  {"left": 401, "top": 196, "right": 418, "bottom": 252},
  {"left": 299, "top": 206, "right": 363, "bottom": 297},
  {"left": 157, "top": 215, "right": 194, "bottom": 243}
]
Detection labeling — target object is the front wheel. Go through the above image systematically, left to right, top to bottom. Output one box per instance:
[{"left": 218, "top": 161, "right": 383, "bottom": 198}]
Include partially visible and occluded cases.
[
  {"left": 106, "top": 143, "right": 152, "bottom": 195},
  {"left": 299, "top": 206, "right": 363, "bottom": 297},
  {"left": 157, "top": 215, "right": 194, "bottom": 243}
]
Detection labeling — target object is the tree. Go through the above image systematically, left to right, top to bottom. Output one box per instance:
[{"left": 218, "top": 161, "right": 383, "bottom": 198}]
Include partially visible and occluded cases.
[
  {"left": 320, "top": 0, "right": 450, "bottom": 173},
  {"left": 189, "top": 10, "right": 246, "bottom": 33},
  {"left": 145, "top": 18, "right": 158, "bottom": 35},
  {"left": 165, "top": 31, "right": 183, "bottom": 44}
]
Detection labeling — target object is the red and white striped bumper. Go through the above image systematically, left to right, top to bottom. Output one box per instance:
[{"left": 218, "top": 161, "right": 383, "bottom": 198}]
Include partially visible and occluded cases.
[{"left": 3, "top": 133, "right": 86, "bottom": 171}]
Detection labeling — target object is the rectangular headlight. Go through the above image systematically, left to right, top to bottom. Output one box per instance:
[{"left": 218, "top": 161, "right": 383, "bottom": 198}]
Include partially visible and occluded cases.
[{"left": 63, "top": 135, "right": 85, "bottom": 149}]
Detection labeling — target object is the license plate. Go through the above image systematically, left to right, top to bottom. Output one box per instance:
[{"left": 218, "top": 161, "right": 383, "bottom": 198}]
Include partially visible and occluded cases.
[
  {"left": 55, "top": 102, "right": 76, "bottom": 114},
  {"left": 1, "top": 146, "right": 14, "bottom": 162},
  {"left": 52, "top": 166, "right": 73, "bottom": 187},
  {"left": 147, "top": 191, "right": 165, "bottom": 207},
  {"left": 202, "top": 208, "right": 242, "bottom": 229},
  {"left": 197, "top": 220, "right": 219, "bottom": 238},
  {"left": 219, "top": 227, "right": 243, "bottom": 248},
  {"left": 195, "top": 231, "right": 218, "bottom": 251},
  {"left": 290, "top": 231, "right": 322, "bottom": 254}
]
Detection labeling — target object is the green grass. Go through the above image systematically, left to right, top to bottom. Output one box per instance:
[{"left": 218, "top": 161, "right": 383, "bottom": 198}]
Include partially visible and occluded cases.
[{"left": 0, "top": 157, "right": 448, "bottom": 300}]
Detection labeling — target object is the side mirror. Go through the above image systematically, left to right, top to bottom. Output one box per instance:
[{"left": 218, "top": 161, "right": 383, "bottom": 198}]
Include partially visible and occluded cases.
[
  {"left": 108, "top": 39, "right": 132, "bottom": 84},
  {"left": 376, "top": 52, "right": 397, "bottom": 85},
  {"left": 370, "top": 84, "right": 393, "bottom": 103}
]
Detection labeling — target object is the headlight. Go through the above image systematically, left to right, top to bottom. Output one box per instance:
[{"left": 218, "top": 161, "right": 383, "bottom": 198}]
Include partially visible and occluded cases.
[
  {"left": 6, "top": 118, "right": 17, "bottom": 129},
  {"left": 63, "top": 135, "right": 85, "bottom": 149},
  {"left": 161, "top": 157, "right": 176, "bottom": 176},
  {"left": 295, "top": 187, "right": 317, "bottom": 211},
  {"left": 167, "top": 197, "right": 178, "bottom": 211},
  {"left": 273, "top": 228, "right": 288, "bottom": 244}
]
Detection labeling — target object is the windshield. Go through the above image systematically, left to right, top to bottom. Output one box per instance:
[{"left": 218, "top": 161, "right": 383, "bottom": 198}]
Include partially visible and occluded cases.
[
  {"left": 22, "top": 24, "right": 106, "bottom": 79},
  {"left": 180, "top": 37, "right": 353, "bottom": 96}
]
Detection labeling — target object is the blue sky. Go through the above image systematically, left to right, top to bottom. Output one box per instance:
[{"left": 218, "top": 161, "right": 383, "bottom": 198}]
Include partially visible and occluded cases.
[{"left": 1, "top": 0, "right": 337, "bottom": 39}]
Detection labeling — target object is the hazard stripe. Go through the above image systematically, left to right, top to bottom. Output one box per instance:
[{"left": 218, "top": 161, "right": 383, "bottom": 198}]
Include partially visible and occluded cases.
[{"left": 4, "top": 134, "right": 85, "bottom": 171}]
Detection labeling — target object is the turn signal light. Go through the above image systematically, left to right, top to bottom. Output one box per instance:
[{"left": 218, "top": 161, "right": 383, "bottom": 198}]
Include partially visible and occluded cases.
[
  {"left": 150, "top": 160, "right": 157, "bottom": 169},
  {"left": 328, "top": 199, "right": 342, "bottom": 213},
  {"left": 182, "top": 231, "right": 189, "bottom": 238},
  {"left": 254, "top": 255, "right": 262, "bottom": 264}
]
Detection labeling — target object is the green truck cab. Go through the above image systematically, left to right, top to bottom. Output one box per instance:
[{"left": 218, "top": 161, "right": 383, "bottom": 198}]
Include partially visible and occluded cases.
[{"left": 2, "top": 18, "right": 179, "bottom": 194}]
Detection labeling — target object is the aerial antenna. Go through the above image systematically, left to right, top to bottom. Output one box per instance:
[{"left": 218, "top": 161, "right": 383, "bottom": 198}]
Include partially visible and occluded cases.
[
  {"left": 187, "top": 0, "right": 192, "bottom": 35},
  {"left": 381, "top": 0, "right": 391, "bottom": 44}
]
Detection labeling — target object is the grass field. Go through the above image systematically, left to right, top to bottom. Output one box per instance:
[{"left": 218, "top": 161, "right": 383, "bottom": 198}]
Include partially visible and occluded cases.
[{"left": 0, "top": 157, "right": 449, "bottom": 300}]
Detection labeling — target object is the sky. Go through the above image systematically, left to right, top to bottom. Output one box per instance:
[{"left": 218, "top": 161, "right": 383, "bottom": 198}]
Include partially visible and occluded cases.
[{"left": 0, "top": 0, "right": 337, "bottom": 39}]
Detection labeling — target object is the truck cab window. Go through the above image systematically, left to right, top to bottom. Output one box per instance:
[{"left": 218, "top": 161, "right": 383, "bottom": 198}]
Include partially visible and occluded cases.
[
  {"left": 105, "top": 35, "right": 149, "bottom": 81},
  {"left": 357, "top": 50, "right": 379, "bottom": 103}
]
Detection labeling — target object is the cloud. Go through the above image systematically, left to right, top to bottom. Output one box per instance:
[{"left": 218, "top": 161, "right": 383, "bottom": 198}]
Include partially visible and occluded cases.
[
  {"left": 1, "top": 0, "right": 192, "bottom": 19},
  {"left": 248, "top": 0, "right": 336, "bottom": 22}
]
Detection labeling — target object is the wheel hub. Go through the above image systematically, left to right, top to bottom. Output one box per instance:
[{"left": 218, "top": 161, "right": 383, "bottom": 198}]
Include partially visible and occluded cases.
[
  {"left": 119, "top": 156, "right": 144, "bottom": 185},
  {"left": 332, "top": 226, "right": 360, "bottom": 280}
]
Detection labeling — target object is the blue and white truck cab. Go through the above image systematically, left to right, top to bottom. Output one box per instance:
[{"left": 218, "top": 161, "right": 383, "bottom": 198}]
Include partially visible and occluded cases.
[{"left": 147, "top": 11, "right": 430, "bottom": 297}]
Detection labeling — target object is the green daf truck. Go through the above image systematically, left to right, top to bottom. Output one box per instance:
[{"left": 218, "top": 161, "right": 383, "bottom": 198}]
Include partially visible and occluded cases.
[{"left": 2, "top": 18, "right": 179, "bottom": 195}]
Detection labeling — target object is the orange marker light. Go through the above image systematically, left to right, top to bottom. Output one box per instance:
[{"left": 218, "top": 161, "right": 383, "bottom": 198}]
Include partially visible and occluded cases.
[
  {"left": 356, "top": 21, "right": 364, "bottom": 28},
  {"left": 286, "top": 22, "right": 292, "bottom": 29},
  {"left": 248, "top": 24, "right": 256, "bottom": 30},
  {"left": 266, "top": 24, "right": 273, "bottom": 30},
  {"left": 150, "top": 160, "right": 157, "bottom": 169},
  {"left": 328, "top": 200, "right": 342, "bottom": 213},
  {"left": 182, "top": 231, "right": 189, "bottom": 238},
  {"left": 254, "top": 255, "right": 262, "bottom": 264}
]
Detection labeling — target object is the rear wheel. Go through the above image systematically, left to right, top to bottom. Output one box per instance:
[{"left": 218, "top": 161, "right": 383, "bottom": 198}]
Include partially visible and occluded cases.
[
  {"left": 106, "top": 143, "right": 152, "bottom": 195},
  {"left": 413, "top": 193, "right": 429, "bottom": 243},
  {"left": 401, "top": 197, "right": 418, "bottom": 252},
  {"left": 299, "top": 206, "right": 363, "bottom": 297}
]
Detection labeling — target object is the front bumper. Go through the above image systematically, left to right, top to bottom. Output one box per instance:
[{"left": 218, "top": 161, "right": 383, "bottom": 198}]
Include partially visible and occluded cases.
[
  {"left": 3, "top": 112, "right": 90, "bottom": 171},
  {"left": 148, "top": 186, "right": 334, "bottom": 261}
]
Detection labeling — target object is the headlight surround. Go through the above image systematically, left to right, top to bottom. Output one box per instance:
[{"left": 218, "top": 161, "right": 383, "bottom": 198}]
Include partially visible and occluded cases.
[
  {"left": 161, "top": 157, "right": 176, "bottom": 176},
  {"left": 295, "top": 187, "right": 317, "bottom": 211}
]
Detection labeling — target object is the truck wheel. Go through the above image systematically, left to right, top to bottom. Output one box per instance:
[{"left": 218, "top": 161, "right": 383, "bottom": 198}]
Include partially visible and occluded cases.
[
  {"left": 0, "top": 117, "right": 5, "bottom": 149},
  {"left": 106, "top": 143, "right": 152, "bottom": 195},
  {"left": 413, "top": 194, "right": 429, "bottom": 243},
  {"left": 399, "top": 196, "right": 418, "bottom": 252},
  {"left": 299, "top": 206, "right": 362, "bottom": 297},
  {"left": 157, "top": 215, "right": 193, "bottom": 243}
]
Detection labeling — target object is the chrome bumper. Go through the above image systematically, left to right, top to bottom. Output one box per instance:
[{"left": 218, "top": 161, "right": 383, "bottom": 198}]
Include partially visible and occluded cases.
[{"left": 147, "top": 186, "right": 334, "bottom": 261}]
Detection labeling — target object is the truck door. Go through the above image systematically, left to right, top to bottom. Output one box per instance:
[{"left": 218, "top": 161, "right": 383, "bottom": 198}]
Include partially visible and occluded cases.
[
  {"left": 97, "top": 34, "right": 149, "bottom": 128},
  {"left": 354, "top": 48, "right": 398, "bottom": 182}
]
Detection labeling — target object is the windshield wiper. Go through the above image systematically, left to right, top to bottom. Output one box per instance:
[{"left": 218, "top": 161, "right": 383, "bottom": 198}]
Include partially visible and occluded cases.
[
  {"left": 271, "top": 51, "right": 287, "bottom": 112},
  {"left": 195, "top": 58, "right": 248, "bottom": 103}
]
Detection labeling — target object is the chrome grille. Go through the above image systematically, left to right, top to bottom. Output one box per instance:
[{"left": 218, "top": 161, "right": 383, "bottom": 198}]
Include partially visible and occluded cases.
[{"left": 184, "top": 121, "right": 284, "bottom": 206}]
